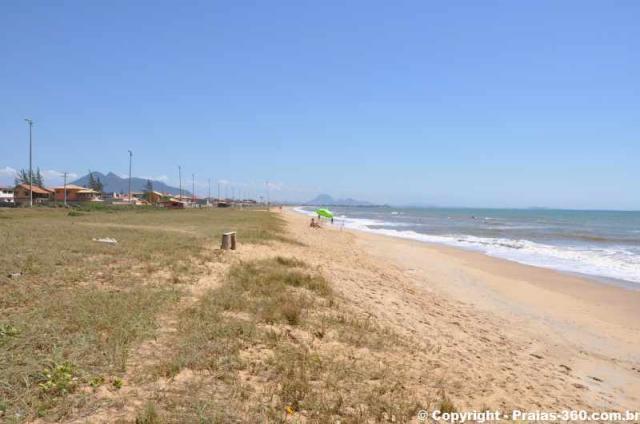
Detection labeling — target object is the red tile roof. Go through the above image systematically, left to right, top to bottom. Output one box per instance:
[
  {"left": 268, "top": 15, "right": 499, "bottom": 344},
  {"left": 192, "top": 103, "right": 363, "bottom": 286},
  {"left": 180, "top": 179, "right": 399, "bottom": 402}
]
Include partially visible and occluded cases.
[
  {"left": 15, "top": 183, "right": 53, "bottom": 194},
  {"left": 53, "top": 184, "right": 86, "bottom": 191}
]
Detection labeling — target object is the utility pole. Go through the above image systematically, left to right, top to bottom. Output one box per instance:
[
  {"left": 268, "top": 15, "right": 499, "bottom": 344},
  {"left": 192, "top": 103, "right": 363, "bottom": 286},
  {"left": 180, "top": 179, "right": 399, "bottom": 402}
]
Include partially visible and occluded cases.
[
  {"left": 24, "top": 118, "right": 33, "bottom": 207},
  {"left": 128, "top": 150, "right": 133, "bottom": 204},
  {"left": 178, "top": 165, "right": 182, "bottom": 200},
  {"left": 63, "top": 171, "right": 68, "bottom": 206},
  {"left": 192, "top": 174, "right": 195, "bottom": 203},
  {"left": 208, "top": 178, "right": 211, "bottom": 205},
  {"left": 266, "top": 180, "right": 270, "bottom": 210},
  {"left": 217, "top": 181, "right": 220, "bottom": 200}
]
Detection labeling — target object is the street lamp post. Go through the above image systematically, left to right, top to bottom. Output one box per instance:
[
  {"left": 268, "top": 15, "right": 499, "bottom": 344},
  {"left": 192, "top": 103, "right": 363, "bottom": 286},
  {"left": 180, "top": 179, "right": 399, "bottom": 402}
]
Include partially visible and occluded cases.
[
  {"left": 24, "top": 118, "right": 33, "bottom": 207},
  {"left": 128, "top": 150, "right": 133, "bottom": 205},
  {"left": 266, "top": 180, "right": 270, "bottom": 211}
]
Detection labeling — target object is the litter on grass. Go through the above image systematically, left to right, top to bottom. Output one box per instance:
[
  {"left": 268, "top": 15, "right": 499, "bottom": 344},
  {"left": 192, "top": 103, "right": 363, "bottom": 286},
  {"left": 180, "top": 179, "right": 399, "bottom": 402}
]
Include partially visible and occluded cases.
[{"left": 92, "top": 237, "right": 118, "bottom": 245}]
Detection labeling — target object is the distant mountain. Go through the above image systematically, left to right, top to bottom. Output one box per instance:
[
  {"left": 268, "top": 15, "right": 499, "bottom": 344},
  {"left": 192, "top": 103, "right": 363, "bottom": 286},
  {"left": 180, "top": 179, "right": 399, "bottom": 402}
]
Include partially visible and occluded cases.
[
  {"left": 72, "top": 172, "right": 189, "bottom": 196},
  {"left": 305, "top": 194, "right": 373, "bottom": 206},
  {"left": 307, "top": 194, "right": 334, "bottom": 205}
]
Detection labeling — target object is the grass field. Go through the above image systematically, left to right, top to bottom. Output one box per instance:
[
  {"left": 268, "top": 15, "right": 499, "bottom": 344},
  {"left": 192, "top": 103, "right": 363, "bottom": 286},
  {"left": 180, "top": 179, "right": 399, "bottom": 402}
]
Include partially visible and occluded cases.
[
  {"left": 0, "top": 206, "right": 285, "bottom": 422},
  {"left": 1, "top": 206, "right": 433, "bottom": 423}
]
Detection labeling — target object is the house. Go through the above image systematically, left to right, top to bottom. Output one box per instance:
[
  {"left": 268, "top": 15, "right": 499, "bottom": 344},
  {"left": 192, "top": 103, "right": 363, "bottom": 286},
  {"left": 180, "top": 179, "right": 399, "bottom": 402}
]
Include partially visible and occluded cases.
[
  {"left": 13, "top": 183, "right": 53, "bottom": 205},
  {"left": 53, "top": 185, "right": 102, "bottom": 203},
  {"left": 0, "top": 187, "right": 15, "bottom": 206},
  {"left": 144, "top": 191, "right": 166, "bottom": 204},
  {"left": 101, "top": 192, "right": 127, "bottom": 202},
  {"left": 173, "top": 195, "right": 196, "bottom": 207},
  {"left": 195, "top": 197, "right": 212, "bottom": 207},
  {"left": 111, "top": 198, "right": 149, "bottom": 206},
  {"left": 159, "top": 198, "right": 185, "bottom": 209}
]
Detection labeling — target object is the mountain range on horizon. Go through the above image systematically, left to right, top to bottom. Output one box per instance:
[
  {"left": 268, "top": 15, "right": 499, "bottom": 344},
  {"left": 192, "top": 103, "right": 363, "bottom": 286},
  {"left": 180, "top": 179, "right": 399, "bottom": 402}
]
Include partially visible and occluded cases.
[
  {"left": 19, "top": 171, "right": 371, "bottom": 204},
  {"left": 72, "top": 172, "right": 190, "bottom": 196},
  {"left": 305, "top": 194, "right": 373, "bottom": 207}
]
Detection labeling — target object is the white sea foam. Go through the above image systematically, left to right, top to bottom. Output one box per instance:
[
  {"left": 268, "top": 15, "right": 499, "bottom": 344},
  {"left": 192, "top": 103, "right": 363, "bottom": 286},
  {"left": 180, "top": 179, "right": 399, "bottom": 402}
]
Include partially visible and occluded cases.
[{"left": 293, "top": 207, "right": 640, "bottom": 285}]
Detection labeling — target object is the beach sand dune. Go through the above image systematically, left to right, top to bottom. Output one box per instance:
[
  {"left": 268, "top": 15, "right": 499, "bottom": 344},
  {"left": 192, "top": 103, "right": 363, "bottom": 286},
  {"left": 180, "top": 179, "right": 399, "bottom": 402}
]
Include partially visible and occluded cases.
[{"left": 283, "top": 209, "right": 640, "bottom": 411}]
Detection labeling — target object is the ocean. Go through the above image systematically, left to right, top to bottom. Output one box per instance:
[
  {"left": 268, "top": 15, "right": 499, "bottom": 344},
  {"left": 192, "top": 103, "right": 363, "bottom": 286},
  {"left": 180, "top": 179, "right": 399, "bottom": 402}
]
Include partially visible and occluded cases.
[{"left": 295, "top": 206, "right": 640, "bottom": 288}]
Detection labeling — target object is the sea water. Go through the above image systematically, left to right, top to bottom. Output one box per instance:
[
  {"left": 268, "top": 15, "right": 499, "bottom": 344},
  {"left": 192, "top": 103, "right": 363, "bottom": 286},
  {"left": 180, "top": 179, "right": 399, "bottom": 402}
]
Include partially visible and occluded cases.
[{"left": 296, "top": 206, "right": 640, "bottom": 288}]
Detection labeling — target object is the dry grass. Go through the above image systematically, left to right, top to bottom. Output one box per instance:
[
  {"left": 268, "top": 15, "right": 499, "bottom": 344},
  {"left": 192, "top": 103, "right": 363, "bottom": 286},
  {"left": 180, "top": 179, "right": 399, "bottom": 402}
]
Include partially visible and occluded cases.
[
  {"left": 0, "top": 206, "right": 284, "bottom": 422},
  {"left": 1, "top": 207, "right": 433, "bottom": 422},
  {"left": 149, "top": 256, "right": 425, "bottom": 422},
  {"left": 135, "top": 402, "right": 162, "bottom": 424}
]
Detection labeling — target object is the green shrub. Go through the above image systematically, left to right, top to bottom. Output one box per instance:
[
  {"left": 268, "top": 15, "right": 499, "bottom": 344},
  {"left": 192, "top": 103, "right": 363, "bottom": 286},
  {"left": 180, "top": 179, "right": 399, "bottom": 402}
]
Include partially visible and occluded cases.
[{"left": 38, "top": 362, "right": 76, "bottom": 396}]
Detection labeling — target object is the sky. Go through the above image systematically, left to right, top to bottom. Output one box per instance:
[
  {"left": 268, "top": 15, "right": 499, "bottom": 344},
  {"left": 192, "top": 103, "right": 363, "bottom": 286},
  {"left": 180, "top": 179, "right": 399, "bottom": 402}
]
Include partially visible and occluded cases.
[{"left": 0, "top": 0, "right": 638, "bottom": 209}]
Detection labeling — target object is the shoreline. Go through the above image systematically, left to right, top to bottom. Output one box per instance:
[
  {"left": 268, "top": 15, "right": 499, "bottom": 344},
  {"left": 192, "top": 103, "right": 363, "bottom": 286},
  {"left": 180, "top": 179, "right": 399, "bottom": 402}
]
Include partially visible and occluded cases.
[
  {"left": 292, "top": 206, "right": 640, "bottom": 291},
  {"left": 283, "top": 207, "right": 640, "bottom": 409}
]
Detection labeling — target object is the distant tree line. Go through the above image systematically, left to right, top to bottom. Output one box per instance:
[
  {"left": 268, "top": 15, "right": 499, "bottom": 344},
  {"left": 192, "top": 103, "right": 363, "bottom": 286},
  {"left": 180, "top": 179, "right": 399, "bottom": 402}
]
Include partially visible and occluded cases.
[
  {"left": 14, "top": 168, "right": 44, "bottom": 187},
  {"left": 86, "top": 170, "right": 104, "bottom": 192},
  {"left": 144, "top": 179, "right": 153, "bottom": 201}
]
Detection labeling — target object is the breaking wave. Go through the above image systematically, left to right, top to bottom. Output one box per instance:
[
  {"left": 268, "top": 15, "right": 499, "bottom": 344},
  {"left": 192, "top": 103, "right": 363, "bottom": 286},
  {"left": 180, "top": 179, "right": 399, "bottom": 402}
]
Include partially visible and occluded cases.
[{"left": 293, "top": 207, "right": 640, "bottom": 285}]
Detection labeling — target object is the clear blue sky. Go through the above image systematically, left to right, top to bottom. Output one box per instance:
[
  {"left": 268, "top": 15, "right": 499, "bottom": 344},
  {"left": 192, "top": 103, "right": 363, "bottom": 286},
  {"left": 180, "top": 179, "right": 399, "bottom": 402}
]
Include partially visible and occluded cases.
[{"left": 1, "top": 1, "right": 638, "bottom": 209}]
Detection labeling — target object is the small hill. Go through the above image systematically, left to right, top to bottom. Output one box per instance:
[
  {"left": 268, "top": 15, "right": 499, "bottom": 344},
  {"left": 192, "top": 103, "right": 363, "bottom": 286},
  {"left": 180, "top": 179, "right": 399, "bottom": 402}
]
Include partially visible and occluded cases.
[
  {"left": 72, "top": 172, "right": 189, "bottom": 196},
  {"left": 306, "top": 194, "right": 373, "bottom": 206}
]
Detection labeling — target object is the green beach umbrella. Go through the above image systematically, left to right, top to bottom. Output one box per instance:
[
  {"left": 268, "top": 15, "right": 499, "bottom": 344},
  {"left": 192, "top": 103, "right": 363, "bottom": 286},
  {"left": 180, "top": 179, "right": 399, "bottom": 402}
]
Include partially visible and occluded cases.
[{"left": 315, "top": 208, "right": 334, "bottom": 219}]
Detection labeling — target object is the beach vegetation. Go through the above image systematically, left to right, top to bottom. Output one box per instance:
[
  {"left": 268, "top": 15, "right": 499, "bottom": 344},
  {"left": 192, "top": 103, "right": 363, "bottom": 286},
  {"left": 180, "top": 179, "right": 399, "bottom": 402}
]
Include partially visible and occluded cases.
[
  {"left": 0, "top": 207, "right": 285, "bottom": 422},
  {"left": 1, "top": 207, "right": 435, "bottom": 422},
  {"left": 151, "top": 256, "right": 423, "bottom": 422},
  {"left": 38, "top": 362, "right": 77, "bottom": 396},
  {"left": 438, "top": 391, "right": 457, "bottom": 414},
  {"left": 135, "top": 402, "right": 162, "bottom": 424}
]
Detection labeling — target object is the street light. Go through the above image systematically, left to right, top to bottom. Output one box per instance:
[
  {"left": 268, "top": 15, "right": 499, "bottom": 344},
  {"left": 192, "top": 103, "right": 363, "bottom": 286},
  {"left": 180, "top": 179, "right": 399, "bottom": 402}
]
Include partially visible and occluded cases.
[
  {"left": 24, "top": 118, "right": 33, "bottom": 207},
  {"left": 128, "top": 150, "right": 133, "bottom": 204},
  {"left": 266, "top": 180, "right": 270, "bottom": 210}
]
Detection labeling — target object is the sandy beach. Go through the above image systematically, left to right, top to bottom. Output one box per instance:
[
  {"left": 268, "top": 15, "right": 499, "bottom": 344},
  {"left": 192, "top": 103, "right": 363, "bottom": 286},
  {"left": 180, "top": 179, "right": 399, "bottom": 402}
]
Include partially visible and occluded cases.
[{"left": 283, "top": 208, "right": 640, "bottom": 411}]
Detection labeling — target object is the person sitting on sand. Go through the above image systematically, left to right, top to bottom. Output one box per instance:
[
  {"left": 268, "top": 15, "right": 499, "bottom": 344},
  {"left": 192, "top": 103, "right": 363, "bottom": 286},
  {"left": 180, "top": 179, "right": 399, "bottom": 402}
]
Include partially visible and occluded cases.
[{"left": 310, "top": 218, "right": 321, "bottom": 228}]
